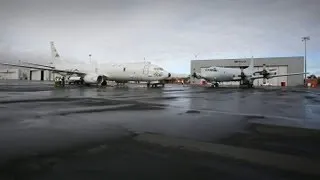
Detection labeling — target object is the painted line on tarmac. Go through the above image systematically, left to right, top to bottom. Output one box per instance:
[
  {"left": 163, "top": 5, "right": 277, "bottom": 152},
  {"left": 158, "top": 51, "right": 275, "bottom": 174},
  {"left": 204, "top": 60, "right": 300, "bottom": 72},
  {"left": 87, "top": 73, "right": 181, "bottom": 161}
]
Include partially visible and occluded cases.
[{"left": 134, "top": 133, "right": 320, "bottom": 176}]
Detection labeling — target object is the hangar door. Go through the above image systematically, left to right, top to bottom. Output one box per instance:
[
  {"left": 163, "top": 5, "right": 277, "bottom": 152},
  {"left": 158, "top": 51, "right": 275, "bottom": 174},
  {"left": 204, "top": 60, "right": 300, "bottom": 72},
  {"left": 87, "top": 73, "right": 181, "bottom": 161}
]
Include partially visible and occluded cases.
[
  {"left": 253, "top": 66, "right": 288, "bottom": 86},
  {"left": 30, "top": 70, "right": 42, "bottom": 80}
]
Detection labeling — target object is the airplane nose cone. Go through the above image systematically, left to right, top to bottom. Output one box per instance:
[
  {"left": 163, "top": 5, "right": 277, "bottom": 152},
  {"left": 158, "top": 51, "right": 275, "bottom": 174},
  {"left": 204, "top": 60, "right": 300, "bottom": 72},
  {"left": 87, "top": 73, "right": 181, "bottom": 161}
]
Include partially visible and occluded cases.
[{"left": 168, "top": 73, "right": 171, "bottom": 78}]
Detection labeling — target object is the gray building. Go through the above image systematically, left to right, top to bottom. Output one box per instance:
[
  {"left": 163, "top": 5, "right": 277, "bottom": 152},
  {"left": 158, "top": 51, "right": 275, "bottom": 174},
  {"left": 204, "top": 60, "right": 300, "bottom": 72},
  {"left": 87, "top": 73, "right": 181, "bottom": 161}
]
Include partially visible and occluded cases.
[
  {"left": 190, "top": 56, "right": 304, "bottom": 86},
  {"left": 0, "top": 65, "right": 54, "bottom": 81}
]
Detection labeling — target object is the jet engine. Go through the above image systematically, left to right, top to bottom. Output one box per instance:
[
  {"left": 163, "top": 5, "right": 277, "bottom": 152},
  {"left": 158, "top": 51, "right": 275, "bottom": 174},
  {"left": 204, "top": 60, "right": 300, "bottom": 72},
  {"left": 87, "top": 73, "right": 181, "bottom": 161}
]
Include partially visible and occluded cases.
[{"left": 83, "top": 73, "right": 107, "bottom": 86}]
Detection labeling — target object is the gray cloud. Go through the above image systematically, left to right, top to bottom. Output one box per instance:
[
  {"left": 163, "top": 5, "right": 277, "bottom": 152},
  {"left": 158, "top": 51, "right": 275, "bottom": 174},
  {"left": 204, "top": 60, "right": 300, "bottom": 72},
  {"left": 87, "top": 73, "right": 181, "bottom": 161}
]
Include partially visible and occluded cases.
[{"left": 0, "top": 0, "right": 319, "bottom": 73}]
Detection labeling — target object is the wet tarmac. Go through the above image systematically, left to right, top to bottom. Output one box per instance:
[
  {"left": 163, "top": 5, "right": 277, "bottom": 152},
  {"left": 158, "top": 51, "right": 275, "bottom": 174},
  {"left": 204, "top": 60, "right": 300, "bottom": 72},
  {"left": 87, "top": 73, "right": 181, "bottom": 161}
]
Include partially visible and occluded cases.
[{"left": 0, "top": 80, "right": 320, "bottom": 179}]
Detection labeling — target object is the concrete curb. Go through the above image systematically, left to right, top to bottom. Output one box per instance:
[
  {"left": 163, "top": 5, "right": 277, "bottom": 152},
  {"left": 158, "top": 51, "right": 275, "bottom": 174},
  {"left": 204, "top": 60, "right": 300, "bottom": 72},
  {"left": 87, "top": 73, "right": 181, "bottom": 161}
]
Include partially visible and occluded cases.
[{"left": 134, "top": 134, "right": 320, "bottom": 176}]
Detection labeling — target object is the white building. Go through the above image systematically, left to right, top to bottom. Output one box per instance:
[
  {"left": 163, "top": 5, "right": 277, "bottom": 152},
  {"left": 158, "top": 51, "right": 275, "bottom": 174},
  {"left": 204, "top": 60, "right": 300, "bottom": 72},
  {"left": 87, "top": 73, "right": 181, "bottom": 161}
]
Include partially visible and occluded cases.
[
  {"left": 0, "top": 67, "right": 54, "bottom": 81},
  {"left": 0, "top": 68, "right": 29, "bottom": 80}
]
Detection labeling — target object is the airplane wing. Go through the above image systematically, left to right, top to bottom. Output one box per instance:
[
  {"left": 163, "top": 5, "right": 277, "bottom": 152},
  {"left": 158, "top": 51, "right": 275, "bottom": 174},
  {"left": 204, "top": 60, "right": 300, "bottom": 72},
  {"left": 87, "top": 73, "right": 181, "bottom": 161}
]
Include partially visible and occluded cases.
[
  {"left": 0, "top": 62, "right": 86, "bottom": 75},
  {"left": 22, "top": 62, "right": 55, "bottom": 69},
  {"left": 253, "top": 68, "right": 277, "bottom": 74},
  {"left": 250, "top": 72, "right": 308, "bottom": 80}
]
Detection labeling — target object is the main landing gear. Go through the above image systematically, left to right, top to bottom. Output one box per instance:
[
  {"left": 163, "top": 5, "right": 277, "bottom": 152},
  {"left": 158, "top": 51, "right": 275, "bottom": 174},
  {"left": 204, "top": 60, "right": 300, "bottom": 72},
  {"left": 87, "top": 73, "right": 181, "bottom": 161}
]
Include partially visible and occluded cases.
[
  {"left": 240, "top": 80, "right": 254, "bottom": 88},
  {"left": 116, "top": 82, "right": 127, "bottom": 87},
  {"left": 147, "top": 82, "right": 165, "bottom": 88},
  {"left": 209, "top": 82, "right": 219, "bottom": 88}
]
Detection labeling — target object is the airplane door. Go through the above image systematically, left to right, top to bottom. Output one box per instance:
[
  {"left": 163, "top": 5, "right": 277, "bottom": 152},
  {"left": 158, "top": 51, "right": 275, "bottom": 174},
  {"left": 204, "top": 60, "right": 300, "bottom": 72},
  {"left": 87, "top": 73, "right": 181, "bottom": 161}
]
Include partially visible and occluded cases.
[
  {"left": 142, "top": 62, "right": 152, "bottom": 80},
  {"left": 143, "top": 63, "right": 150, "bottom": 75}
]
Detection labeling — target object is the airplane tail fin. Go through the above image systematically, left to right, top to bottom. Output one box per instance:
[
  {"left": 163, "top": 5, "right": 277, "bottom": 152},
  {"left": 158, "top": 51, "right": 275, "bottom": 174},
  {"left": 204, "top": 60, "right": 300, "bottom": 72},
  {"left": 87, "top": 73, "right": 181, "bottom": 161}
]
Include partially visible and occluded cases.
[{"left": 50, "top": 41, "right": 62, "bottom": 67}]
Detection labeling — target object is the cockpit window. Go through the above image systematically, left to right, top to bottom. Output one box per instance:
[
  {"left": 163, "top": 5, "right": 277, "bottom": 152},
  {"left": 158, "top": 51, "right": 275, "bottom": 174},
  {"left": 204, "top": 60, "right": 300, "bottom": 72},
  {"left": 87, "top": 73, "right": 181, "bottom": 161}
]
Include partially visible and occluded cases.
[{"left": 154, "top": 67, "right": 164, "bottom": 71}]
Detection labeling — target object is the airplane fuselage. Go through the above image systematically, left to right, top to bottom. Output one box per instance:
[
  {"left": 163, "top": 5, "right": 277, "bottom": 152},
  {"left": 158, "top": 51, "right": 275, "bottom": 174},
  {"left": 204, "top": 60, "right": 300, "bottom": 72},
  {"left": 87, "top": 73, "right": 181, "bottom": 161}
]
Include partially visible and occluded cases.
[
  {"left": 54, "top": 62, "right": 170, "bottom": 82},
  {"left": 100, "top": 62, "right": 170, "bottom": 82},
  {"left": 200, "top": 66, "right": 251, "bottom": 82}
]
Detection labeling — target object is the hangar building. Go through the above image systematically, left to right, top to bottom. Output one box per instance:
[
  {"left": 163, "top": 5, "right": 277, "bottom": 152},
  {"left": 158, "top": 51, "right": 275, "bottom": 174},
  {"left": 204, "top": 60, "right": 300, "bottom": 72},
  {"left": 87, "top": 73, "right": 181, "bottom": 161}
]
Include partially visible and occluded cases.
[
  {"left": 190, "top": 56, "right": 304, "bottom": 86},
  {"left": 0, "top": 65, "right": 54, "bottom": 81},
  {"left": 0, "top": 68, "right": 29, "bottom": 80},
  {"left": 29, "top": 69, "right": 54, "bottom": 81}
]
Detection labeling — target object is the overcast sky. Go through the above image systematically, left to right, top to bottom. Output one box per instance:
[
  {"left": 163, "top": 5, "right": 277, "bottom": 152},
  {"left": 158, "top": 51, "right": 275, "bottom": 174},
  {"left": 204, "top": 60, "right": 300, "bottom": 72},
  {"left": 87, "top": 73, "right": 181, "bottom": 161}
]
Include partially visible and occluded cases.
[{"left": 0, "top": 0, "right": 319, "bottom": 74}]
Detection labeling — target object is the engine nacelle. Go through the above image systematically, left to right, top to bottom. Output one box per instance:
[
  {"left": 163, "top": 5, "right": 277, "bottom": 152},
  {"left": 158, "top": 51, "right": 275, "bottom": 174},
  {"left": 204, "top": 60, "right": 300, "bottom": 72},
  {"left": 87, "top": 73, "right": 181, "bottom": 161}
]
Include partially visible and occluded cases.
[
  {"left": 83, "top": 73, "right": 107, "bottom": 85},
  {"left": 68, "top": 76, "right": 81, "bottom": 81}
]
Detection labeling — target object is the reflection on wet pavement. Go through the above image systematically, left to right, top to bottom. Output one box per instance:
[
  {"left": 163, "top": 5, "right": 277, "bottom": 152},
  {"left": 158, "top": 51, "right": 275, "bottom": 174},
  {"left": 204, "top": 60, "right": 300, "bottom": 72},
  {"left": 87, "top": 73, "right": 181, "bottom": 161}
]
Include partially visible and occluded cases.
[{"left": 0, "top": 81, "right": 320, "bottom": 179}]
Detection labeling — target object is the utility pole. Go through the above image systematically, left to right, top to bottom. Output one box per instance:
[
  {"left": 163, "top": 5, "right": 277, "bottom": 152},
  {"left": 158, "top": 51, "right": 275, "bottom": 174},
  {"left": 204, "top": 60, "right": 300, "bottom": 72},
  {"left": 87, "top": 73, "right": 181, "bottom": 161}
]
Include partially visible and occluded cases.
[
  {"left": 301, "top": 36, "right": 310, "bottom": 84},
  {"left": 194, "top": 53, "right": 199, "bottom": 60},
  {"left": 89, "top": 54, "right": 92, "bottom": 64}
]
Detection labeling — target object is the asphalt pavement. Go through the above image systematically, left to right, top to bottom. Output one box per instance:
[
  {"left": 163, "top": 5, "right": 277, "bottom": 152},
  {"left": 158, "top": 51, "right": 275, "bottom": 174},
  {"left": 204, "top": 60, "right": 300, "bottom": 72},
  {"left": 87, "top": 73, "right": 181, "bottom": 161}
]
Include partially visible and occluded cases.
[{"left": 0, "top": 80, "right": 320, "bottom": 180}]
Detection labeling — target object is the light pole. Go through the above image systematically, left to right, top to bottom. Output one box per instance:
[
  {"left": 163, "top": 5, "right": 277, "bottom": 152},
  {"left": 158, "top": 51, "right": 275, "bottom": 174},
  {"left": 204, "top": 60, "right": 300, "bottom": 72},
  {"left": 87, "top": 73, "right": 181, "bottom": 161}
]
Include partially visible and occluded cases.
[
  {"left": 302, "top": 36, "right": 310, "bottom": 83},
  {"left": 89, "top": 54, "right": 92, "bottom": 64}
]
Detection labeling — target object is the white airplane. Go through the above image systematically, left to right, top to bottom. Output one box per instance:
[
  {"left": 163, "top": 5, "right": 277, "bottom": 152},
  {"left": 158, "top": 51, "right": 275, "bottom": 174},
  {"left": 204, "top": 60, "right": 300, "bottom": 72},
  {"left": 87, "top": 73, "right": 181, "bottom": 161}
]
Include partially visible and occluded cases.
[
  {"left": 0, "top": 42, "right": 172, "bottom": 87},
  {"left": 192, "top": 57, "right": 308, "bottom": 88}
]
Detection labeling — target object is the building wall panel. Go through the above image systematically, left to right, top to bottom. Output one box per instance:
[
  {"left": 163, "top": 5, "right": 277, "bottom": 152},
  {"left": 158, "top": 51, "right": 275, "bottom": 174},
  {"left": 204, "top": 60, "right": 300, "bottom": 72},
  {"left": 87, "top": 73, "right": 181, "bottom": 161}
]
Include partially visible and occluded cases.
[{"left": 0, "top": 69, "right": 20, "bottom": 80}]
